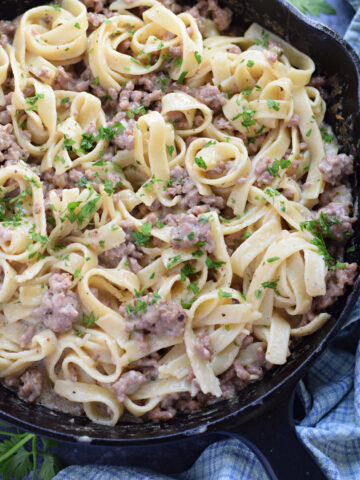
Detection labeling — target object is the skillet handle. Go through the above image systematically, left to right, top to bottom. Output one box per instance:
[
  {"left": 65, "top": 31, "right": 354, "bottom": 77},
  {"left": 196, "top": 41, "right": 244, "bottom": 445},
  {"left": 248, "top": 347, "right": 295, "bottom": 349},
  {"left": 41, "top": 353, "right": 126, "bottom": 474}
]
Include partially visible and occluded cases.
[{"left": 217, "top": 388, "right": 327, "bottom": 480}]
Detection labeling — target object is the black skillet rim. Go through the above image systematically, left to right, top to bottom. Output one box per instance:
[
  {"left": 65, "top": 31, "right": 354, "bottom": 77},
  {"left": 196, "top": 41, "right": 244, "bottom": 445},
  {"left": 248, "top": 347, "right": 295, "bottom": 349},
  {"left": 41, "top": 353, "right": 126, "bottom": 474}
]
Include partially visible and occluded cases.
[{"left": 0, "top": 0, "right": 360, "bottom": 445}]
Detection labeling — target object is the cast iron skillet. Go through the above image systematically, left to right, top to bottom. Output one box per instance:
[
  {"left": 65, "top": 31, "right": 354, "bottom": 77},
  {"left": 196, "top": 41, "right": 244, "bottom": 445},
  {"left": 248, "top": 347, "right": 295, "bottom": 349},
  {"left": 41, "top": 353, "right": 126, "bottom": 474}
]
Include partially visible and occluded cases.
[{"left": 0, "top": 0, "right": 359, "bottom": 479}]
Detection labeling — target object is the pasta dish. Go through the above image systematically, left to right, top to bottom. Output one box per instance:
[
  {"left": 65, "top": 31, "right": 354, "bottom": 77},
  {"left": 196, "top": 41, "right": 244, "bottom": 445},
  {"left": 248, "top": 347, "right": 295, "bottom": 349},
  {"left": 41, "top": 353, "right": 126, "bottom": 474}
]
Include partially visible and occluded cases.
[{"left": 0, "top": 0, "right": 357, "bottom": 425}]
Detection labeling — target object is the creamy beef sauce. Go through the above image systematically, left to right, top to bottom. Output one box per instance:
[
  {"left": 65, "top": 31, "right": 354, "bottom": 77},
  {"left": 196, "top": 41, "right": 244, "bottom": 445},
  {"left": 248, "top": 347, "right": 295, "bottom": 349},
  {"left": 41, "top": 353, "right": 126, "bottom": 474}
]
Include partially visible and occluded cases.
[{"left": 0, "top": 0, "right": 357, "bottom": 422}]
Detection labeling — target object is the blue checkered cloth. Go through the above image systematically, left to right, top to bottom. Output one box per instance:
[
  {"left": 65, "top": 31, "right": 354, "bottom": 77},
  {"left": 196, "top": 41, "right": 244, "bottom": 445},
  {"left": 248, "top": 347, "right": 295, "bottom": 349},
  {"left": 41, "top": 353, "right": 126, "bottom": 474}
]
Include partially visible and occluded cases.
[{"left": 52, "top": 4, "right": 360, "bottom": 480}]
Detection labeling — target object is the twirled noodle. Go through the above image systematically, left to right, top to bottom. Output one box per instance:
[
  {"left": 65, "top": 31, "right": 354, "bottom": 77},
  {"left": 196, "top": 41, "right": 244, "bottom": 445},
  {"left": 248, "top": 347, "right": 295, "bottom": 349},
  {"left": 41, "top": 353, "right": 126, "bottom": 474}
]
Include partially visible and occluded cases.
[
  {"left": 0, "top": 0, "right": 356, "bottom": 426},
  {"left": 13, "top": 0, "right": 88, "bottom": 81},
  {"left": 0, "top": 46, "right": 9, "bottom": 106},
  {"left": 41, "top": 90, "right": 107, "bottom": 174}
]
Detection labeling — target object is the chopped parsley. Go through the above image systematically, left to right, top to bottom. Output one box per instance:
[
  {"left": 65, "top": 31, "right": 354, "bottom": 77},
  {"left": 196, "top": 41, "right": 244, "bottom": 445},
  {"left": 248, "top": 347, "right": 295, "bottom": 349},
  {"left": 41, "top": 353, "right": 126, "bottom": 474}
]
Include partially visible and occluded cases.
[
  {"left": 254, "top": 29, "right": 269, "bottom": 47},
  {"left": 194, "top": 51, "right": 202, "bottom": 64},
  {"left": 176, "top": 71, "right": 188, "bottom": 85},
  {"left": 242, "top": 88, "right": 252, "bottom": 96},
  {"left": 25, "top": 93, "right": 44, "bottom": 111},
  {"left": 267, "top": 98, "right": 280, "bottom": 111},
  {"left": 232, "top": 108, "right": 256, "bottom": 130},
  {"left": 320, "top": 127, "right": 333, "bottom": 143},
  {"left": 80, "top": 133, "right": 96, "bottom": 152},
  {"left": 202, "top": 140, "right": 216, "bottom": 149},
  {"left": 166, "top": 145, "right": 174, "bottom": 156},
  {"left": 194, "top": 156, "right": 207, "bottom": 169},
  {"left": 267, "top": 158, "right": 291, "bottom": 177},
  {"left": 104, "top": 179, "right": 114, "bottom": 196},
  {"left": 65, "top": 195, "right": 101, "bottom": 227},
  {"left": 300, "top": 214, "right": 335, "bottom": 265},
  {"left": 132, "top": 222, "right": 152, "bottom": 247},
  {"left": 167, "top": 255, "right": 182, "bottom": 269},
  {"left": 267, "top": 256, "right": 280, "bottom": 263},
  {"left": 206, "top": 257, "right": 226, "bottom": 272},
  {"left": 181, "top": 262, "right": 196, "bottom": 281},
  {"left": 218, "top": 289, "right": 232, "bottom": 298},
  {"left": 82, "top": 312, "right": 97, "bottom": 328}
]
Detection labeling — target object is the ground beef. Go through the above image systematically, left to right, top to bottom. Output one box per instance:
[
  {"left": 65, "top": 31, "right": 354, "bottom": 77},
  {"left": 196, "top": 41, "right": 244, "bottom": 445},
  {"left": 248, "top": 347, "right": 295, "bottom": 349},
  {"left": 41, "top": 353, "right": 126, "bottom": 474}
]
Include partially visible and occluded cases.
[
  {"left": 83, "top": 0, "right": 109, "bottom": 13},
  {"left": 208, "top": 0, "right": 232, "bottom": 32},
  {"left": 0, "top": 19, "right": 18, "bottom": 45},
  {"left": 265, "top": 50, "right": 278, "bottom": 64},
  {"left": 53, "top": 65, "right": 95, "bottom": 92},
  {"left": 52, "top": 66, "right": 77, "bottom": 91},
  {"left": 308, "top": 76, "right": 327, "bottom": 99},
  {"left": 309, "top": 76, "right": 326, "bottom": 88},
  {"left": 194, "top": 84, "right": 226, "bottom": 112},
  {"left": 0, "top": 110, "right": 11, "bottom": 125},
  {"left": 286, "top": 113, "right": 300, "bottom": 128},
  {"left": 0, "top": 124, "right": 29, "bottom": 164},
  {"left": 319, "top": 153, "right": 353, "bottom": 186},
  {"left": 255, "top": 157, "right": 273, "bottom": 186},
  {"left": 206, "top": 160, "right": 234, "bottom": 178},
  {"left": 166, "top": 165, "right": 225, "bottom": 212},
  {"left": 43, "top": 168, "right": 85, "bottom": 191},
  {"left": 315, "top": 202, "right": 356, "bottom": 242},
  {"left": 166, "top": 213, "right": 215, "bottom": 253},
  {"left": 99, "top": 220, "right": 144, "bottom": 272},
  {"left": 0, "top": 225, "right": 12, "bottom": 242},
  {"left": 224, "top": 230, "right": 245, "bottom": 255},
  {"left": 314, "top": 263, "right": 357, "bottom": 310},
  {"left": 34, "top": 273, "right": 81, "bottom": 334},
  {"left": 120, "top": 294, "right": 186, "bottom": 338},
  {"left": 19, "top": 325, "right": 35, "bottom": 348},
  {"left": 194, "top": 333, "right": 213, "bottom": 361},
  {"left": 220, "top": 344, "right": 267, "bottom": 398},
  {"left": 125, "top": 352, "right": 160, "bottom": 381},
  {"left": 233, "top": 359, "right": 251, "bottom": 380},
  {"left": 219, "top": 365, "right": 247, "bottom": 398},
  {"left": 18, "top": 368, "right": 42, "bottom": 403},
  {"left": 111, "top": 371, "right": 147, "bottom": 402},
  {"left": 148, "top": 391, "right": 209, "bottom": 421}
]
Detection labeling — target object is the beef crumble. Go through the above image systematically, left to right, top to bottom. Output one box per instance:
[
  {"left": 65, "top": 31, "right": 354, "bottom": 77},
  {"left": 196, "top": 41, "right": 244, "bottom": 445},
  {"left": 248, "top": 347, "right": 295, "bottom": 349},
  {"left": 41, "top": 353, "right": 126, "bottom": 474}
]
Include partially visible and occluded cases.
[
  {"left": 34, "top": 273, "right": 81, "bottom": 334},
  {"left": 120, "top": 293, "right": 187, "bottom": 339}
]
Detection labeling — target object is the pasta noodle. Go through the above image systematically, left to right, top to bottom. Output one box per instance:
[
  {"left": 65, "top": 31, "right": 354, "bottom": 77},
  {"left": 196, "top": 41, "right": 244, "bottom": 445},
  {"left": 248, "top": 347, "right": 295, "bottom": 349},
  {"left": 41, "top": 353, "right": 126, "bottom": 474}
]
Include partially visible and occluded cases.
[{"left": 0, "top": 0, "right": 356, "bottom": 426}]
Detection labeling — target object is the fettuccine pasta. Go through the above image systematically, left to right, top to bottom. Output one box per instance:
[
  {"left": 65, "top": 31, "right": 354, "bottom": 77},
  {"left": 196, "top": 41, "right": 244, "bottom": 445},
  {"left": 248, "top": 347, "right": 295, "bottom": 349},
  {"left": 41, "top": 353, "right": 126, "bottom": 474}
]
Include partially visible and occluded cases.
[{"left": 0, "top": 0, "right": 356, "bottom": 425}]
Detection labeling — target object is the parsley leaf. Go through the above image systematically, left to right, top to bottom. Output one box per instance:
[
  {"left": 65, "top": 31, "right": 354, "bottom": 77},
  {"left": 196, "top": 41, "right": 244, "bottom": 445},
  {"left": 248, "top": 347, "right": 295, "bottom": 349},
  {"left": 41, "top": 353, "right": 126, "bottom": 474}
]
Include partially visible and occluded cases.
[
  {"left": 288, "top": 0, "right": 336, "bottom": 16},
  {"left": 254, "top": 30, "right": 269, "bottom": 47},
  {"left": 194, "top": 51, "right": 202, "bottom": 64},
  {"left": 176, "top": 71, "right": 188, "bottom": 85},
  {"left": 25, "top": 93, "right": 44, "bottom": 111},
  {"left": 267, "top": 98, "right": 280, "bottom": 111},
  {"left": 320, "top": 127, "right": 333, "bottom": 143},
  {"left": 166, "top": 145, "right": 174, "bottom": 156},
  {"left": 194, "top": 156, "right": 207, "bottom": 169},
  {"left": 267, "top": 158, "right": 291, "bottom": 177},
  {"left": 300, "top": 215, "right": 335, "bottom": 265},
  {"left": 167, "top": 255, "right": 182, "bottom": 269},
  {"left": 205, "top": 257, "right": 226, "bottom": 272},
  {"left": 180, "top": 262, "right": 196, "bottom": 281},
  {"left": 218, "top": 289, "right": 232, "bottom": 298},
  {"left": 82, "top": 311, "right": 97, "bottom": 328},
  {"left": 0, "top": 428, "right": 60, "bottom": 480}
]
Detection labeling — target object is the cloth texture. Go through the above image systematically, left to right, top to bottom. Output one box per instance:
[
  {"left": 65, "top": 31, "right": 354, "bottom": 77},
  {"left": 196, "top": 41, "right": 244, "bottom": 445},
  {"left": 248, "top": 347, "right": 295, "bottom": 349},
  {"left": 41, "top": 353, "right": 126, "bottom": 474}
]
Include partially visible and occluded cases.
[{"left": 53, "top": 3, "right": 360, "bottom": 480}]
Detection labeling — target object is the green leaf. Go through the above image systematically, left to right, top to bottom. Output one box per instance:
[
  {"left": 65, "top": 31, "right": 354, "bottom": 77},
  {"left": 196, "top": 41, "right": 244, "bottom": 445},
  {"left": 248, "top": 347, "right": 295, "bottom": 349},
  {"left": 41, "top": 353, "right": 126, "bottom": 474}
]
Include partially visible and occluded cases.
[
  {"left": 287, "top": 0, "right": 336, "bottom": 16},
  {"left": 194, "top": 156, "right": 207, "bottom": 170},
  {"left": 0, "top": 446, "right": 32, "bottom": 480},
  {"left": 39, "top": 454, "right": 61, "bottom": 480}
]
